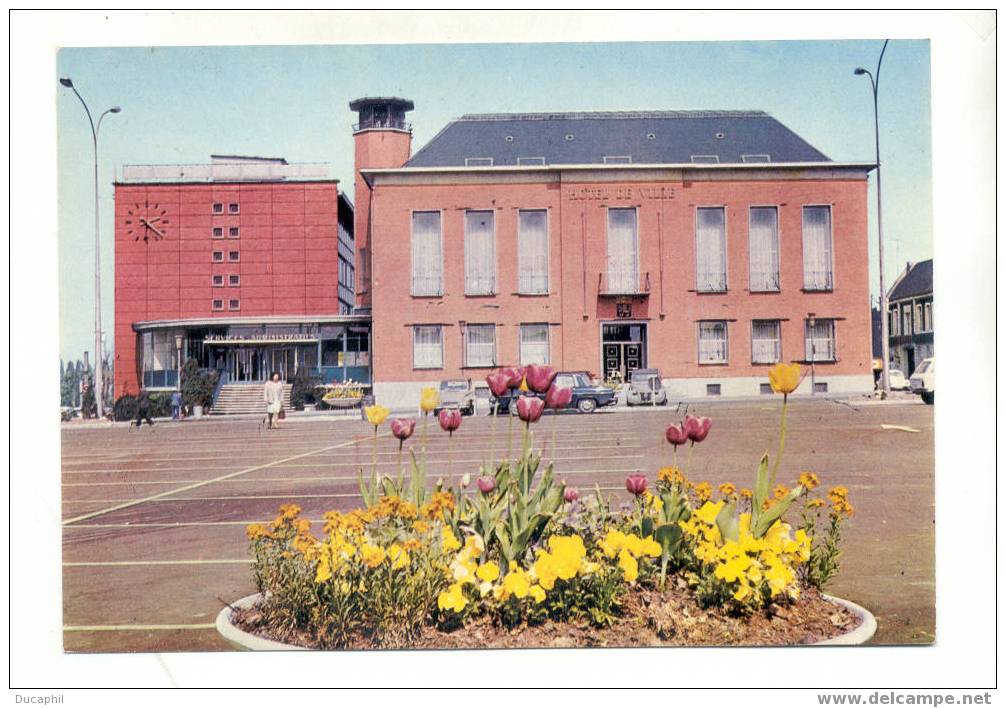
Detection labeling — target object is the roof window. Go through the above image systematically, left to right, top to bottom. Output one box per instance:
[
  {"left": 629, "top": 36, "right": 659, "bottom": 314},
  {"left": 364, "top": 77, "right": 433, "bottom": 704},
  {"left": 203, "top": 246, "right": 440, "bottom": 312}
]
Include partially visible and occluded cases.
[
  {"left": 741, "top": 154, "right": 771, "bottom": 163},
  {"left": 603, "top": 155, "right": 632, "bottom": 165},
  {"left": 690, "top": 155, "right": 721, "bottom": 164},
  {"left": 465, "top": 157, "right": 494, "bottom": 167},
  {"left": 517, "top": 157, "right": 546, "bottom": 166}
]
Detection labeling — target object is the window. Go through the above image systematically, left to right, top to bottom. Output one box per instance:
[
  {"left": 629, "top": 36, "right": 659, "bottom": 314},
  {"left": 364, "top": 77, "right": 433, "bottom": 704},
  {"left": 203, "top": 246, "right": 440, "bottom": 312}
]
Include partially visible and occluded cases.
[
  {"left": 742, "top": 154, "right": 771, "bottom": 163},
  {"left": 603, "top": 155, "right": 632, "bottom": 164},
  {"left": 691, "top": 155, "right": 720, "bottom": 164},
  {"left": 464, "top": 157, "right": 493, "bottom": 167},
  {"left": 517, "top": 157, "right": 546, "bottom": 166},
  {"left": 212, "top": 203, "right": 223, "bottom": 214},
  {"left": 228, "top": 203, "right": 240, "bottom": 214},
  {"left": 802, "top": 206, "right": 833, "bottom": 290},
  {"left": 606, "top": 207, "right": 638, "bottom": 293},
  {"left": 696, "top": 207, "right": 727, "bottom": 292},
  {"left": 749, "top": 207, "right": 780, "bottom": 291},
  {"left": 517, "top": 209, "right": 548, "bottom": 294},
  {"left": 464, "top": 210, "right": 496, "bottom": 295},
  {"left": 411, "top": 211, "right": 443, "bottom": 296},
  {"left": 212, "top": 227, "right": 224, "bottom": 239},
  {"left": 229, "top": 227, "right": 240, "bottom": 238},
  {"left": 212, "top": 251, "right": 224, "bottom": 262},
  {"left": 228, "top": 251, "right": 240, "bottom": 262},
  {"left": 229, "top": 274, "right": 240, "bottom": 287},
  {"left": 212, "top": 275, "right": 224, "bottom": 287},
  {"left": 212, "top": 299, "right": 224, "bottom": 310},
  {"left": 228, "top": 299, "right": 240, "bottom": 311},
  {"left": 924, "top": 302, "right": 933, "bottom": 332},
  {"left": 915, "top": 303, "right": 924, "bottom": 334},
  {"left": 902, "top": 306, "right": 912, "bottom": 337},
  {"left": 890, "top": 308, "right": 899, "bottom": 336},
  {"left": 805, "top": 319, "right": 836, "bottom": 361},
  {"left": 751, "top": 320, "right": 782, "bottom": 364},
  {"left": 698, "top": 321, "right": 728, "bottom": 364},
  {"left": 465, "top": 324, "right": 496, "bottom": 367},
  {"left": 519, "top": 324, "right": 550, "bottom": 365},
  {"left": 412, "top": 325, "right": 443, "bottom": 369},
  {"left": 140, "top": 330, "right": 181, "bottom": 388},
  {"left": 814, "top": 382, "right": 829, "bottom": 394},
  {"left": 760, "top": 383, "right": 774, "bottom": 395},
  {"left": 706, "top": 384, "right": 722, "bottom": 396}
]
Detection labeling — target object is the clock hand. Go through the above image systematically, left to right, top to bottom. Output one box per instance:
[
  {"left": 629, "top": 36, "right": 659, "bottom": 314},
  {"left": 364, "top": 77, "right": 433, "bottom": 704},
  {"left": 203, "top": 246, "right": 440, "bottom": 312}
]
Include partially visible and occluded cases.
[{"left": 147, "top": 222, "right": 166, "bottom": 238}]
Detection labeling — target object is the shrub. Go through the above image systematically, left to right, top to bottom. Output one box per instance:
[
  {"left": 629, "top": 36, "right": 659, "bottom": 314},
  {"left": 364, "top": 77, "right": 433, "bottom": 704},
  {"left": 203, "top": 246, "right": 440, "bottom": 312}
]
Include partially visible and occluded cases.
[
  {"left": 180, "top": 358, "right": 218, "bottom": 410},
  {"left": 290, "top": 372, "right": 322, "bottom": 411},
  {"left": 113, "top": 395, "right": 137, "bottom": 422}
]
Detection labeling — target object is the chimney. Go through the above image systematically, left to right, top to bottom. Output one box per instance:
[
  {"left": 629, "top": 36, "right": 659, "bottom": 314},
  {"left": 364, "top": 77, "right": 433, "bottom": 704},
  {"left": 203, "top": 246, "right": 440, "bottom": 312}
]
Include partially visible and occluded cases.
[{"left": 349, "top": 97, "right": 415, "bottom": 311}]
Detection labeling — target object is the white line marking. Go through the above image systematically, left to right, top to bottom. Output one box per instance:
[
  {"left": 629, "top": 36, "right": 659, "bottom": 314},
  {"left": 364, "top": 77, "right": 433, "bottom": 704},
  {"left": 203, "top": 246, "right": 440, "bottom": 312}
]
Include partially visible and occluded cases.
[
  {"left": 63, "top": 559, "right": 250, "bottom": 567},
  {"left": 64, "top": 624, "right": 217, "bottom": 632}
]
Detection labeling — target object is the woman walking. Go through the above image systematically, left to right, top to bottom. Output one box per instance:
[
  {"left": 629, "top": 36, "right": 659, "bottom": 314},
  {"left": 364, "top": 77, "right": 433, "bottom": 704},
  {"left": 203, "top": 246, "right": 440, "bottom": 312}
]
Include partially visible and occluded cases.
[{"left": 263, "top": 371, "right": 284, "bottom": 429}]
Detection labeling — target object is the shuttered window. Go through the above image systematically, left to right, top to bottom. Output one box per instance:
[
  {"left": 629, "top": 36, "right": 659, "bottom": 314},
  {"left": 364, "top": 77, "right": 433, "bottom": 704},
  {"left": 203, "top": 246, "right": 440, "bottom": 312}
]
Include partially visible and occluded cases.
[
  {"left": 802, "top": 206, "right": 834, "bottom": 290},
  {"left": 696, "top": 207, "right": 727, "bottom": 292},
  {"left": 749, "top": 207, "right": 780, "bottom": 291},
  {"left": 606, "top": 208, "right": 639, "bottom": 293},
  {"left": 518, "top": 209, "right": 549, "bottom": 294},
  {"left": 465, "top": 210, "right": 496, "bottom": 295},
  {"left": 411, "top": 211, "right": 443, "bottom": 296},
  {"left": 805, "top": 319, "right": 836, "bottom": 361},
  {"left": 751, "top": 320, "right": 782, "bottom": 364},
  {"left": 698, "top": 321, "right": 728, "bottom": 364},
  {"left": 465, "top": 324, "right": 496, "bottom": 367},
  {"left": 519, "top": 324, "right": 550, "bottom": 365},
  {"left": 412, "top": 325, "right": 443, "bottom": 369}
]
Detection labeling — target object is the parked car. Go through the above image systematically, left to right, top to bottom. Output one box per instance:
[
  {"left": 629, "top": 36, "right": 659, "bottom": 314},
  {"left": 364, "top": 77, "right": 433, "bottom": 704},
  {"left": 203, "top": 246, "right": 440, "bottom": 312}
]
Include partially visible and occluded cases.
[
  {"left": 909, "top": 358, "right": 935, "bottom": 405},
  {"left": 624, "top": 368, "right": 668, "bottom": 406},
  {"left": 886, "top": 369, "right": 911, "bottom": 391},
  {"left": 492, "top": 371, "right": 617, "bottom": 415},
  {"left": 434, "top": 379, "right": 476, "bottom": 416}
]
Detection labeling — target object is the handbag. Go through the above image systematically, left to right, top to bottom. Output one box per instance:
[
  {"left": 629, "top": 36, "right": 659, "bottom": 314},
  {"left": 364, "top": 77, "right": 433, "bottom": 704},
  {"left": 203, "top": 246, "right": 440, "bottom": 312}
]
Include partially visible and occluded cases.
[{"left": 278, "top": 409, "right": 286, "bottom": 420}]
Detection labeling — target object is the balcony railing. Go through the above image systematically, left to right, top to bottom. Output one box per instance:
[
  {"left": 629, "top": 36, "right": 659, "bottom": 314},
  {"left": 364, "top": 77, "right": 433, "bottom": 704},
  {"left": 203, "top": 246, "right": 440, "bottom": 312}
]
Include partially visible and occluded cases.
[
  {"left": 353, "top": 119, "right": 412, "bottom": 133},
  {"left": 598, "top": 270, "right": 651, "bottom": 296}
]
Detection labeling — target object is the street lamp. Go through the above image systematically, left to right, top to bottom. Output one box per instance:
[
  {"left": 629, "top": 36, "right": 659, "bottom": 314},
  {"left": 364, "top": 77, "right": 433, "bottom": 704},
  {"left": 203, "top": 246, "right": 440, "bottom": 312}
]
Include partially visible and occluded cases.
[
  {"left": 855, "top": 40, "right": 891, "bottom": 397},
  {"left": 59, "top": 77, "right": 121, "bottom": 419},
  {"left": 807, "top": 312, "right": 817, "bottom": 395},
  {"left": 175, "top": 332, "right": 184, "bottom": 391}
]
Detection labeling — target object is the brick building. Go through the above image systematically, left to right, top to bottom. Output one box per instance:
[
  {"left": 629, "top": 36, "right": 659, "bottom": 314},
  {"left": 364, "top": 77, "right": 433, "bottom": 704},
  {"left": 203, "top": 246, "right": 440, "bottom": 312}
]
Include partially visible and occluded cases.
[
  {"left": 352, "top": 99, "right": 876, "bottom": 407},
  {"left": 113, "top": 155, "right": 365, "bottom": 401},
  {"left": 887, "top": 258, "right": 934, "bottom": 377}
]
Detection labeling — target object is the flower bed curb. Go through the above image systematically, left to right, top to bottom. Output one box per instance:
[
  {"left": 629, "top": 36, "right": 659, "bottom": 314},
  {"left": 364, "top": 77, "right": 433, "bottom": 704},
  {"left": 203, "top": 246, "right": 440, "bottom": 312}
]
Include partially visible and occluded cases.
[{"left": 216, "top": 592, "right": 877, "bottom": 650}]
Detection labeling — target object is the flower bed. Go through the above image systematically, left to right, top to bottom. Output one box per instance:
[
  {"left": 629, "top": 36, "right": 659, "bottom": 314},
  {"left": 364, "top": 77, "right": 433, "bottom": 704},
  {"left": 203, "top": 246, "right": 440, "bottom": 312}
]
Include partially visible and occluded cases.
[{"left": 227, "top": 363, "right": 868, "bottom": 649}]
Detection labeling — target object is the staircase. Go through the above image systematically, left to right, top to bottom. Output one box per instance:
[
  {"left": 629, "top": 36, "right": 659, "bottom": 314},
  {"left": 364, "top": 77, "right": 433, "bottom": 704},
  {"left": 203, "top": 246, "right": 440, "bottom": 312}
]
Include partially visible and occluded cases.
[{"left": 212, "top": 383, "right": 292, "bottom": 416}]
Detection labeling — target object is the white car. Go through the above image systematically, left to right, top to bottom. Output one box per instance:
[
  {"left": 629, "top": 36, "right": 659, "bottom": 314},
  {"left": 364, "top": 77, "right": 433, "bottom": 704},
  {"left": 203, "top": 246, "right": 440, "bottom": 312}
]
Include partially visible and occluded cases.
[
  {"left": 909, "top": 358, "right": 935, "bottom": 405},
  {"left": 887, "top": 369, "right": 910, "bottom": 391}
]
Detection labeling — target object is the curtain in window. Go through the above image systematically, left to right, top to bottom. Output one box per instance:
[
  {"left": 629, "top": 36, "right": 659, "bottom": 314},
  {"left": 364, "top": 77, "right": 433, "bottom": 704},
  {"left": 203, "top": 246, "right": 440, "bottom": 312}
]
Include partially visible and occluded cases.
[
  {"left": 802, "top": 206, "right": 833, "bottom": 290},
  {"left": 749, "top": 207, "right": 779, "bottom": 291},
  {"left": 606, "top": 208, "right": 638, "bottom": 293},
  {"left": 696, "top": 208, "right": 727, "bottom": 292},
  {"left": 518, "top": 210, "right": 549, "bottom": 294},
  {"left": 465, "top": 211, "right": 496, "bottom": 295},
  {"left": 411, "top": 212, "right": 443, "bottom": 296},
  {"left": 805, "top": 320, "right": 835, "bottom": 361},
  {"left": 698, "top": 321, "right": 728, "bottom": 363},
  {"left": 751, "top": 321, "right": 781, "bottom": 363},
  {"left": 465, "top": 324, "right": 496, "bottom": 367},
  {"left": 520, "top": 324, "right": 550, "bottom": 365},
  {"left": 413, "top": 325, "right": 443, "bottom": 368}
]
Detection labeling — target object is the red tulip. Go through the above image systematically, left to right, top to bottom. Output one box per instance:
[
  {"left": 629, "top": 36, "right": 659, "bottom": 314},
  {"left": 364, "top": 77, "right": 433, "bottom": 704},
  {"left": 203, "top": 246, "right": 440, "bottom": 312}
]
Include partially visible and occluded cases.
[
  {"left": 524, "top": 364, "right": 557, "bottom": 394},
  {"left": 502, "top": 366, "right": 526, "bottom": 389},
  {"left": 486, "top": 370, "right": 511, "bottom": 398},
  {"left": 545, "top": 384, "right": 573, "bottom": 410},
  {"left": 516, "top": 395, "right": 545, "bottom": 424},
  {"left": 438, "top": 408, "right": 462, "bottom": 434},
  {"left": 684, "top": 415, "right": 712, "bottom": 443},
  {"left": 390, "top": 418, "right": 416, "bottom": 441},
  {"left": 665, "top": 422, "right": 688, "bottom": 448},
  {"left": 625, "top": 474, "right": 648, "bottom": 497},
  {"left": 477, "top": 476, "right": 496, "bottom": 494},
  {"left": 563, "top": 487, "right": 580, "bottom": 503}
]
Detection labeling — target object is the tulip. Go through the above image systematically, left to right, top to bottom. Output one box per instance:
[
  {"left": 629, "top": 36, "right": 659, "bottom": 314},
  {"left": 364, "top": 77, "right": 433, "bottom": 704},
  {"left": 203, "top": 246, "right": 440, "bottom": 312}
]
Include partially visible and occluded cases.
[
  {"left": 768, "top": 362, "right": 802, "bottom": 396},
  {"left": 525, "top": 364, "right": 557, "bottom": 394},
  {"left": 502, "top": 366, "right": 525, "bottom": 390},
  {"left": 486, "top": 370, "right": 511, "bottom": 398},
  {"left": 544, "top": 384, "right": 573, "bottom": 410},
  {"left": 419, "top": 387, "right": 440, "bottom": 413},
  {"left": 516, "top": 395, "right": 545, "bottom": 424},
  {"left": 364, "top": 404, "right": 390, "bottom": 427},
  {"left": 438, "top": 408, "right": 462, "bottom": 434},
  {"left": 684, "top": 415, "right": 712, "bottom": 444},
  {"left": 390, "top": 418, "right": 416, "bottom": 441},
  {"left": 665, "top": 422, "right": 688, "bottom": 448},
  {"left": 460, "top": 473, "right": 471, "bottom": 489},
  {"left": 625, "top": 474, "right": 648, "bottom": 497},
  {"left": 477, "top": 476, "right": 496, "bottom": 494},
  {"left": 563, "top": 487, "right": 580, "bottom": 503}
]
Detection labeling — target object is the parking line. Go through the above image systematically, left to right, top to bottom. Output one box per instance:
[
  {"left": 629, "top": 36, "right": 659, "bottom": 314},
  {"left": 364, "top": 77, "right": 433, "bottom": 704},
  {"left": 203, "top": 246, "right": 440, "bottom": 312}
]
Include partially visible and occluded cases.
[
  {"left": 63, "top": 559, "right": 250, "bottom": 567},
  {"left": 63, "top": 624, "right": 217, "bottom": 632}
]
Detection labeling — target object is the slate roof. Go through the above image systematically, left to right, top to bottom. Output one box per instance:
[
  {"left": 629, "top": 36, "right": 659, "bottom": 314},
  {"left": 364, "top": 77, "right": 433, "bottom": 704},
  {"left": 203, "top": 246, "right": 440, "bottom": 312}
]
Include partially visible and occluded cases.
[
  {"left": 406, "top": 110, "right": 830, "bottom": 167},
  {"left": 889, "top": 259, "right": 933, "bottom": 301}
]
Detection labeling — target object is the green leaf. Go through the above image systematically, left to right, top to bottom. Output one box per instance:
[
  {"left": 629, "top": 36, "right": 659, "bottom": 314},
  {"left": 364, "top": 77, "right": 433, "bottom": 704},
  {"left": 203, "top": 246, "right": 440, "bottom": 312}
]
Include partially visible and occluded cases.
[
  {"left": 752, "top": 452, "right": 771, "bottom": 527},
  {"left": 751, "top": 487, "right": 804, "bottom": 538},
  {"left": 715, "top": 499, "right": 739, "bottom": 542},
  {"left": 641, "top": 516, "right": 654, "bottom": 538},
  {"left": 654, "top": 523, "right": 682, "bottom": 552}
]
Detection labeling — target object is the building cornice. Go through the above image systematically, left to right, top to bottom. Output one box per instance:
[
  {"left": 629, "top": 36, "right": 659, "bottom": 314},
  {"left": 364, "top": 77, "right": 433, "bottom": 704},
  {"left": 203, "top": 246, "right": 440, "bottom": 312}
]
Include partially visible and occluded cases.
[{"left": 132, "top": 314, "right": 371, "bottom": 332}]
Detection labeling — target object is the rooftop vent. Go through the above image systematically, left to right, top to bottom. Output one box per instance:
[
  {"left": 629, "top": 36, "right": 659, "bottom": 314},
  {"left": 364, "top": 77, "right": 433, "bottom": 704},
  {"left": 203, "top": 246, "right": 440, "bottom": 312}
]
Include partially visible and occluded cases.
[{"left": 564, "top": 134, "right": 574, "bottom": 141}]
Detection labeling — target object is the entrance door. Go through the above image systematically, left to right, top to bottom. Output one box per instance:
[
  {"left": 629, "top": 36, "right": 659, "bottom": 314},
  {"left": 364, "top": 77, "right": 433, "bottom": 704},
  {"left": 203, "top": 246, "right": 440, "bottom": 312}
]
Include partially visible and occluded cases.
[{"left": 601, "top": 323, "right": 647, "bottom": 383}]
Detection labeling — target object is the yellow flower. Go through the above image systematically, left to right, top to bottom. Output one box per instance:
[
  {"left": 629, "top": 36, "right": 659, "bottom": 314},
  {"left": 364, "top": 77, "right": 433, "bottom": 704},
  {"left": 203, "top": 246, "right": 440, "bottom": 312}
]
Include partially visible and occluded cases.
[
  {"left": 768, "top": 362, "right": 802, "bottom": 395},
  {"left": 518, "top": 377, "right": 529, "bottom": 392},
  {"left": 420, "top": 387, "right": 439, "bottom": 413},
  {"left": 364, "top": 404, "right": 390, "bottom": 426},
  {"left": 658, "top": 466, "right": 688, "bottom": 487},
  {"left": 798, "top": 471, "right": 820, "bottom": 491},
  {"left": 693, "top": 481, "right": 713, "bottom": 503},
  {"left": 718, "top": 482, "right": 737, "bottom": 497},
  {"left": 773, "top": 484, "right": 790, "bottom": 501},
  {"left": 827, "top": 486, "right": 849, "bottom": 504},
  {"left": 739, "top": 488, "right": 753, "bottom": 499},
  {"left": 644, "top": 490, "right": 664, "bottom": 512},
  {"left": 807, "top": 498, "right": 825, "bottom": 509},
  {"left": 693, "top": 500, "right": 724, "bottom": 525},
  {"left": 412, "top": 519, "right": 431, "bottom": 535},
  {"left": 246, "top": 523, "right": 270, "bottom": 540},
  {"left": 441, "top": 526, "right": 462, "bottom": 552},
  {"left": 598, "top": 528, "right": 627, "bottom": 558},
  {"left": 547, "top": 535, "right": 587, "bottom": 578},
  {"left": 639, "top": 536, "right": 662, "bottom": 558},
  {"left": 403, "top": 538, "right": 423, "bottom": 552},
  {"left": 360, "top": 543, "right": 386, "bottom": 568},
  {"left": 388, "top": 543, "right": 410, "bottom": 570},
  {"left": 618, "top": 549, "right": 639, "bottom": 583},
  {"left": 533, "top": 552, "right": 558, "bottom": 590},
  {"left": 315, "top": 553, "right": 333, "bottom": 583},
  {"left": 715, "top": 555, "right": 752, "bottom": 583},
  {"left": 451, "top": 558, "right": 477, "bottom": 585},
  {"left": 476, "top": 561, "right": 500, "bottom": 583},
  {"left": 502, "top": 562, "right": 530, "bottom": 599},
  {"left": 437, "top": 582, "right": 467, "bottom": 612},
  {"left": 733, "top": 583, "right": 752, "bottom": 602},
  {"left": 529, "top": 584, "right": 547, "bottom": 604}
]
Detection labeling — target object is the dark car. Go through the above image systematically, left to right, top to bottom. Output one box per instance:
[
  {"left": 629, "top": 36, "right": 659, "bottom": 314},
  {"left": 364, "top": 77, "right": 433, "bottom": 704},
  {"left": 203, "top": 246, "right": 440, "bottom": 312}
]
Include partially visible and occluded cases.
[{"left": 492, "top": 371, "right": 617, "bottom": 414}]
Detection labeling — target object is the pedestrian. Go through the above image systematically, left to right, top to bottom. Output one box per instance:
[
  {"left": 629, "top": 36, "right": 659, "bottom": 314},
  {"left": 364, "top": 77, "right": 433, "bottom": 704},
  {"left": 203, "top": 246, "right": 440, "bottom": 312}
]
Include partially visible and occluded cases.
[
  {"left": 264, "top": 371, "right": 284, "bottom": 429},
  {"left": 134, "top": 388, "right": 154, "bottom": 428},
  {"left": 170, "top": 390, "right": 183, "bottom": 421}
]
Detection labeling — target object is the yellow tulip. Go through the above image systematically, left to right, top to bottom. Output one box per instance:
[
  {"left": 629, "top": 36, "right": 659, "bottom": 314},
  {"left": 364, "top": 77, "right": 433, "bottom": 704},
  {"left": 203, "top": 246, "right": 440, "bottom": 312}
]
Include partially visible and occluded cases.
[
  {"left": 767, "top": 362, "right": 802, "bottom": 395},
  {"left": 420, "top": 387, "right": 439, "bottom": 413},
  {"left": 364, "top": 404, "right": 390, "bottom": 426}
]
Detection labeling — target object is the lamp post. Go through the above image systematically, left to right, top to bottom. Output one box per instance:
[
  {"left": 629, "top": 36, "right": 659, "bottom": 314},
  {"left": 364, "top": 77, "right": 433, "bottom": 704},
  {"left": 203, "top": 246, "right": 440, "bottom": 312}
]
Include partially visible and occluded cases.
[
  {"left": 855, "top": 40, "right": 891, "bottom": 396},
  {"left": 60, "top": 77, "right": 121, "bottom": 419},
  {"left": 808, "top": 312, "right": 817, "bottom": 395},
  {"left": 175, "top": 333, "right": 184, "bottom": 392}
]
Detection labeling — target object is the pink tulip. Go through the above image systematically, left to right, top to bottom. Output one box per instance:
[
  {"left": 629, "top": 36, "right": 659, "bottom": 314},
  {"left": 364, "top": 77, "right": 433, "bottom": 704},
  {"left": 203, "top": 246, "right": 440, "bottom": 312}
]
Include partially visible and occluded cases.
[
  {"left": 524, "top": 364, "right": 557, "bottom": 394},
  {"left": 502, "top": 366, "right": 526, "bottom": 390},
  {"left": 486, "top": 370, "right": 511, "bottom": 398},
  {"left": 545, "top": 384, "right": 573, "bottom": 410},
  {"left": 516, "top": 395, "right": 545, "bottom": 424},
  {"left": 438, "top": 408, "right": 462, "bottom": 435},
  {"left": 683, "top": 415, "right": 712, "bottom": 443},
  {"left": 390, "top": 418, "right": 416, "bottom": 441},
  {"left": 665, "top": 422, "right": 688, "bottom": 448},
  {"left": 625, "top": 474, "right": 648, "bottom": 497},
  {"left": 477, "top": 476, "right": 496, "bottom": 494},
  {"left": 563, "top": 487, "right": 580, "bottom": 503}
]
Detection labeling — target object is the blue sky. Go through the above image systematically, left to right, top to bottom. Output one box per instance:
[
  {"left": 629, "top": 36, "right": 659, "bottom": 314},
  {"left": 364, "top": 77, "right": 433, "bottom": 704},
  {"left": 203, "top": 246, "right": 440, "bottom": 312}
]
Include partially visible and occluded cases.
[{"left": 57, "top": 39, "right": 932, "bottom": 362}]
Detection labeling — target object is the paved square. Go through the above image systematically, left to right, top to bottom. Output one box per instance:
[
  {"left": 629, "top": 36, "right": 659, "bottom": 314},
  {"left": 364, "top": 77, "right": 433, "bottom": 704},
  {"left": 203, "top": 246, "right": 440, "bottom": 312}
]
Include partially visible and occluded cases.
[{"left": 61, "top": 399, "right": 934, "bottom": 651}]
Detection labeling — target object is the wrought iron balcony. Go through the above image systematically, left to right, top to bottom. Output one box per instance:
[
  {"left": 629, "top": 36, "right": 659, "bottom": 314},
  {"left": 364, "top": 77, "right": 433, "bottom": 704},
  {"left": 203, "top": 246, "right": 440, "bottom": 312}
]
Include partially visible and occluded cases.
[{"left": 598, "top": 270, "right": 651, "bottom": 297}]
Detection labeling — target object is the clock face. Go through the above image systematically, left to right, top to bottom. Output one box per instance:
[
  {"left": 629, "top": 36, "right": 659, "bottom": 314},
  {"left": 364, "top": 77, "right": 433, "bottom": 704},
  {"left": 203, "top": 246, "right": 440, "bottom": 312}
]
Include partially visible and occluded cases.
[{"left": 124, "top": 199, "right": 170, "bottom": 243}]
